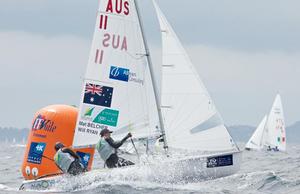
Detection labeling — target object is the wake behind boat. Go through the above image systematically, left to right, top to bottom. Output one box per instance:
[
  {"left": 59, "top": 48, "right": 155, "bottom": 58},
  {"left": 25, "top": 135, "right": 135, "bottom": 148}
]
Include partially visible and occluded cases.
[{"left": 20, "top": 0, "right": 241, "bottom": 191}]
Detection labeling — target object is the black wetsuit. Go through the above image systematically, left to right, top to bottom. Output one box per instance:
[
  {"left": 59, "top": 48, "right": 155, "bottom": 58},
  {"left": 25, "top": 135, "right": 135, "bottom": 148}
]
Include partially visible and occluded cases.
[
  {"left": 105, "top": 136, "right": 135, "bottom": 168},
  {"left": 60, "top": 148, "right": 85, "bottom": 175}
]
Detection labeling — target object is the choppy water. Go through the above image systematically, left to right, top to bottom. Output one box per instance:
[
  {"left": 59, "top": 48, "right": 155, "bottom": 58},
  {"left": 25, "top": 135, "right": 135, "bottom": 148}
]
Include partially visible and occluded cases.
[{"left": 0, "top": 143, "right": 300, "bottom": 194}]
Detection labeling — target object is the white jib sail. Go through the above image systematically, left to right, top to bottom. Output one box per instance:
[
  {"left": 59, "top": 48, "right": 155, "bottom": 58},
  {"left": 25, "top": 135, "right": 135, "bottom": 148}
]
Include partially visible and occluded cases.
[
  {"left": 73, "top": 0, "right": 160, "bottom": 147},
  {"left": 152, "top": 0, "right": 237, "bottom": 152},
  {"left": 264, "top": 94, "right": 286, "bottom": 151},
  {"left": 245, "top": 115, "right": 268, "bottom": 150}
]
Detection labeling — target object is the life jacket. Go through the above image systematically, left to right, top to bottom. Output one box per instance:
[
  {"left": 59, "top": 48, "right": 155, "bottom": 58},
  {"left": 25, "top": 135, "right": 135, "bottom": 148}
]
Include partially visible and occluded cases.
[
  {"left": 96, "top": 138, "right": 115, "bottom": 161},
  {"left": 54, "top": 148, "right": 75, "bottom": 173}
]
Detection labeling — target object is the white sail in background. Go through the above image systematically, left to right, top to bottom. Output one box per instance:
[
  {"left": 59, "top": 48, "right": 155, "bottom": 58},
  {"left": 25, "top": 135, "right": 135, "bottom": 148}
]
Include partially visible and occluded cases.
[
  {"left": 73, "top": 0, "right": 160, "bottom": 147},
  {"left": 152, "top": 0, "right": 237, "bottom": 152},
  {"left": 264, "top": 94, "right": 286, "bottom": 151},
  {"left": 245, "top": 115, "right": 267, "bottom": 150}
]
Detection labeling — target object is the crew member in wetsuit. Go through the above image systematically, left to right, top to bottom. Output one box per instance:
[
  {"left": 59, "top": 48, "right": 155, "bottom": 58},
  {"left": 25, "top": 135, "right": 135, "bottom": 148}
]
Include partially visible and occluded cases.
[
  {"left": 96, "top": 128, "right": 134, "bottom": 168},
  {"left": 53, "top": 142, "right": 86, "bottom": 175}
]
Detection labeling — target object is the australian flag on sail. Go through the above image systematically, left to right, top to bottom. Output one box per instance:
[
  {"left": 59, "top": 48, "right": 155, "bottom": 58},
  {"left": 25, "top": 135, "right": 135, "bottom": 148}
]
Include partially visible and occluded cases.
[{"left": 83, "top": 83, "right": 113, "bottom": 107}]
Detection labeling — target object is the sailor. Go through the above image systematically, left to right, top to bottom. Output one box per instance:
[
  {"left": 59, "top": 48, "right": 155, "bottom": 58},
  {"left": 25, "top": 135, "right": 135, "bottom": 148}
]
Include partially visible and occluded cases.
[
  {"left": 96, "top": 128, "right": 134, "bottom": 168},
  {"left": 53, "top": 142, "right": 86, "bottom": 175},
  {"left": 274, "top": 146, "right": 279, "bottom": 152}
]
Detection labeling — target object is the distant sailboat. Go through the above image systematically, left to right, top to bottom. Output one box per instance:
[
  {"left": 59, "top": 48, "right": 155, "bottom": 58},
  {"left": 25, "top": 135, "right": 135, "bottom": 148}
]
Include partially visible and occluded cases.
[{"left": 245, "top": 94, "right": 286, "bottom": 151}]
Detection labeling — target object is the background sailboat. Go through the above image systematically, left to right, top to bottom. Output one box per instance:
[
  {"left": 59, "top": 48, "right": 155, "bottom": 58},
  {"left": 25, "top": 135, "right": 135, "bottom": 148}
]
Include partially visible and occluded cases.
[
  {"left": 245, "top": 94, "right": 286, "bottom": 151},
  {"left": 265, "top": 94, "right": 286, "bottom": 151}
]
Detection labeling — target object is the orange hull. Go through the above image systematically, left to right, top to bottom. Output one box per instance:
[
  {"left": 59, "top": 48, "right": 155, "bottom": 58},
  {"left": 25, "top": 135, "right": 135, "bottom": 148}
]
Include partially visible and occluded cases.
[{"left": 21, "top": 105, "right": 95, "bottom": 180}]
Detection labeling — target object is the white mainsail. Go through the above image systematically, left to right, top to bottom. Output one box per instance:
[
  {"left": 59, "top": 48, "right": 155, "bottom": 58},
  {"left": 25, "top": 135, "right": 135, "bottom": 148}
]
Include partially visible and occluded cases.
[
  {"left": 73, "top": 0, "right": 160, "bottom": 147},
  {"left": 152, "top": 0, "right": 238, "bottom": 152},
  {"left": 264, "top": 94, "right": 286, "bottom": 151},
  {"left": 245, "top": 115, "right": 268, "bottom": 150}
]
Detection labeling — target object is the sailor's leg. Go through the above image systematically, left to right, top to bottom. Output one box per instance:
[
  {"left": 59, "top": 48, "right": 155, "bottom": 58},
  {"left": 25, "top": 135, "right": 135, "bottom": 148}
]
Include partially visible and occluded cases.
[
  {"left": 105, "top": 154, "right": 119, "bottom": 168},
  {"left": 68, "top": 160, "right": 85, "bottom": 175},
  {"left": 68, "top": 162, "right": 77, "bottom": 175}
]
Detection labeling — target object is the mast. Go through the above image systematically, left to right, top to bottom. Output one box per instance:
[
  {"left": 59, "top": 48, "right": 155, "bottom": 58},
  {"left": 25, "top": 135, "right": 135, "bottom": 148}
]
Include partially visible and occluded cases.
[{"left": 134, "top": 0, "right": 168, "bottom": 153}]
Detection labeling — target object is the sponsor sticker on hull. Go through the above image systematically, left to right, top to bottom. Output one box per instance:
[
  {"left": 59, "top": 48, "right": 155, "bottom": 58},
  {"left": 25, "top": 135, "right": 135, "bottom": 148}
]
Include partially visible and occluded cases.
[{"left": 207, "top": 154, "right": 233, "bottom": 168}]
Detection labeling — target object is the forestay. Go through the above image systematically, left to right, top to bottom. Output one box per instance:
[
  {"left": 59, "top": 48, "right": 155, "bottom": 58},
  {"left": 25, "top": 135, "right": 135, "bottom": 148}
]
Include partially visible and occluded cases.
[
  {"left": 73, "top": 0, "right": 160, "bottom": 147},
  {"left": 152, "top": 0, "right": 237, "bottom": 152},
  {"left": 264, "top": 94, "right": 286, "bottom": 151},
  {"left": 245, "top": 115, "right": 268, "bottom": 150}
]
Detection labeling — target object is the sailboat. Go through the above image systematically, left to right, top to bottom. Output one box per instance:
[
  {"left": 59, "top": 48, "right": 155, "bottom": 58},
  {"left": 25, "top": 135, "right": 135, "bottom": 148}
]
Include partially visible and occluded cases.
[
  {"left": 20, "top": 0, "right": 241, "bottom": 190},
  {"left": 245, "top": 94, "right": 286, "bottom": 151}
]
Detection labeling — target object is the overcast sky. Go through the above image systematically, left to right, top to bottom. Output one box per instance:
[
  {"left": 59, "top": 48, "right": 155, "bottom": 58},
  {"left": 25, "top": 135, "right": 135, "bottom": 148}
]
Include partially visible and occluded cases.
[{"left": 0, "top": 0, "right": 299, "bottom": 128}]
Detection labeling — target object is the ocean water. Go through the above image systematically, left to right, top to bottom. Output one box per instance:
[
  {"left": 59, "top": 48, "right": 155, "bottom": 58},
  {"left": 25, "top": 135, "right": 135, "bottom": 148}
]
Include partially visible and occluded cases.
[{"left": 0, "top": 143, "right": 300, "bottom": 194}]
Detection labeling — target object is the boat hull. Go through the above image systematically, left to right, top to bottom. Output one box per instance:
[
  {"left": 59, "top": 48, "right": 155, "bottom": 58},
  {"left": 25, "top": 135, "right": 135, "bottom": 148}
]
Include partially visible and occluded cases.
[
  {"left": 19, "top": 151, "right": 242, "bottom": 191},
  {"left": 152, "top": 151, "right": 242, "bottom": 182},
  {"left": 187, "top": 151, "right": 242, "bottom": 179},
  {"left": 19, "top": 177, "right": 56, "bottom": 191}
]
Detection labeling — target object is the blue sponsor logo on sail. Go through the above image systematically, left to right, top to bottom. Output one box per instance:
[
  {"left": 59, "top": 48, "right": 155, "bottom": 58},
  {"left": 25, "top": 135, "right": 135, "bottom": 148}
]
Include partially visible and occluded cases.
[
  {"left": 109, "top": 66, "right": 129, "bottom": 82},
  {"left": 27, "top": 142, "right": 46, "bottom": 164}
]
